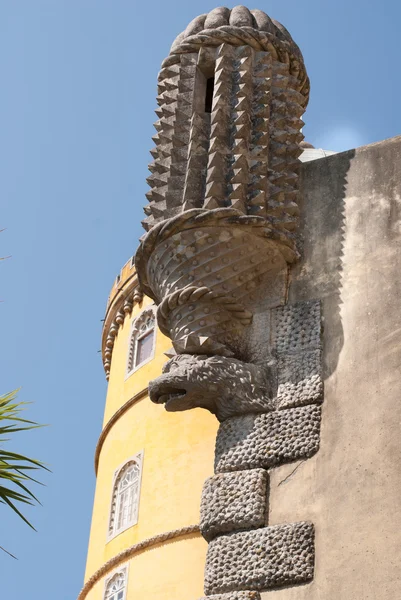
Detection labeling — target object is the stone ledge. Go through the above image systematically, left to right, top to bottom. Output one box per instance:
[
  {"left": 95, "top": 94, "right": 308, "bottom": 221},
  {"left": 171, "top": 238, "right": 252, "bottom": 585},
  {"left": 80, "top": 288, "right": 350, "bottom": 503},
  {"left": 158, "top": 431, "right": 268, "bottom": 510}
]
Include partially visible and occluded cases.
[
  {"left": 200, "top": 469, "right": 268, "bottom": 541},
  {"left": 204, "top": 522, "right": 314, "bottom": 595},
  {"left": 199, "top": 592, "right": 261, "bottom": 600}
]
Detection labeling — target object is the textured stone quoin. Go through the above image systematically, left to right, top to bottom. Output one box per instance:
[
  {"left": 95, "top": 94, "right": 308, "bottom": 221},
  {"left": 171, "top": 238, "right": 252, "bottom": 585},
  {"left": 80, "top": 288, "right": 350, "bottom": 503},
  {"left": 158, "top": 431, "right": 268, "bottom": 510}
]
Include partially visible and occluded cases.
[
  {"left": 272, "top": 300, "right": 322, "bottom": 354},
  {"left": 277, "top": 349, "right": 323, "bottom": 409},
  {"left": 215, "top": 405, "right": 321, "bottom": 473},
  {"left": 200, "top": 469, "right": 268, "bottom": 541},
  {"left": 204, "top": 521, "right": 315, "bottom": 594}
]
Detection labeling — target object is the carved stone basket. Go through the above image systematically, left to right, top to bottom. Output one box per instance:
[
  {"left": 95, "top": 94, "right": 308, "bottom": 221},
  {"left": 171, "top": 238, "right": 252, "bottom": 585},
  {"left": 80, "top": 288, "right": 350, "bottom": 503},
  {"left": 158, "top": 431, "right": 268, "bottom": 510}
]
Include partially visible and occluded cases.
[{"left": 136, "top": 208, "right": 297, "bottom": 356}]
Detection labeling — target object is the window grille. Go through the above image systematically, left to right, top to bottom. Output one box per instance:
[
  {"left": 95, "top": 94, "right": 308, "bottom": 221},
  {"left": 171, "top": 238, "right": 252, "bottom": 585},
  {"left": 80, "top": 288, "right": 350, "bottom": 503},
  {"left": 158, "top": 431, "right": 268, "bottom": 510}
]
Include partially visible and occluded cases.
[
  {"left": 127, "top": 307, "right": 156, "bottom": 374},
  {"left": 108, "top": 454, "right": 143, "bottom": 539},
  {"left": 104, "top": 568, "right": 127, "bottom": 600}
]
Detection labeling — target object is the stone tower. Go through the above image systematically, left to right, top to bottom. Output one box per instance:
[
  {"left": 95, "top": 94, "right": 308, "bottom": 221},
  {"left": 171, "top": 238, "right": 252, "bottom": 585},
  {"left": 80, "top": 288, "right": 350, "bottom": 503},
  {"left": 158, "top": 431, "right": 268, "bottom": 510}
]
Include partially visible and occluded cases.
[{"left": 80, "top": 6, "right": 401, "bottom": 600}]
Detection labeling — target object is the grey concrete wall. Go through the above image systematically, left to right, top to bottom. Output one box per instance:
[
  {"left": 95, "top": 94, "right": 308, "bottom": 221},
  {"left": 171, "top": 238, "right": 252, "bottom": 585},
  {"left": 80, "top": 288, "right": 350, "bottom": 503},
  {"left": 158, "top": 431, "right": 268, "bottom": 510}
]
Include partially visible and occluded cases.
[{"left": 263, "top": 135, "right": 401, "bottom": 599}]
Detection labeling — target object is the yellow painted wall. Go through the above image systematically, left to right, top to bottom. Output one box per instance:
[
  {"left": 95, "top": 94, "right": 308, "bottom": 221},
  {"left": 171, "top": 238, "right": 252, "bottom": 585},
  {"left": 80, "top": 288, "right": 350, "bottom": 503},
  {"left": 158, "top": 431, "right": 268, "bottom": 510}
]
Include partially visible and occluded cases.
[{"left": 83, "top": 290, "right": 218, "bottom": 599}]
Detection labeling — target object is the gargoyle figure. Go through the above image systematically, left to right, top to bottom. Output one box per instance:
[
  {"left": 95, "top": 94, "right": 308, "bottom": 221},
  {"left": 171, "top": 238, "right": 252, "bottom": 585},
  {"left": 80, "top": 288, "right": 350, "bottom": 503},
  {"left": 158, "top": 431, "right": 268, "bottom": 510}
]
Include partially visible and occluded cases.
[{"left": 148, "top": 354, "right": 276, "bottom": 422}]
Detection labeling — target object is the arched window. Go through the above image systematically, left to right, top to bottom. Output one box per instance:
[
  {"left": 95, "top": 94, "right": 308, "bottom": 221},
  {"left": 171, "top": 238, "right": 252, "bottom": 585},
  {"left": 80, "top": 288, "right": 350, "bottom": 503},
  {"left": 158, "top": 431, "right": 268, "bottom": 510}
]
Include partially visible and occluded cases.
[
  {"left": 127, "top": 307, "right": 156, "bottom": 375},
  {"left": 108, "top": 453, "right": 143, "bottom": 539},
  {"left": 104, "top": 567, "right": 127, "bottom": 600}
]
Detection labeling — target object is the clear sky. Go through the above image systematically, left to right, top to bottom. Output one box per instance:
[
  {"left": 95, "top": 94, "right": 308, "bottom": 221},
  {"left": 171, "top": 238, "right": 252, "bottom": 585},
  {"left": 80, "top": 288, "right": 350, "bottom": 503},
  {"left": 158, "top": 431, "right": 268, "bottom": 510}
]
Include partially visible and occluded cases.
[{"left": 1, "top": 1, "right": 400, "bottom": 599}]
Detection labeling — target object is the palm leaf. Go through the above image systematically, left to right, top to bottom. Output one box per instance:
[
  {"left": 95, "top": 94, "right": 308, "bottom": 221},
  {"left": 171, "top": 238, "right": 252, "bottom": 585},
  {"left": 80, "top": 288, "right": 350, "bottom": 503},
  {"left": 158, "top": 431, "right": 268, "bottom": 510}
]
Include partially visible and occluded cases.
[{"left": 0, "top": 390, "right": 48, "bottom": 554}]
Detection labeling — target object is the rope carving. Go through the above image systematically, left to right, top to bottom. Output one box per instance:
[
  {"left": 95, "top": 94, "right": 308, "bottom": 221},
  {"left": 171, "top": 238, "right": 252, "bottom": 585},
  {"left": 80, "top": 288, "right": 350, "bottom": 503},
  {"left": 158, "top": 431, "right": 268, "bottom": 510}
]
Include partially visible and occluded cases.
[
  {"left": 161, "top": 26, "right": 309, "bottom": 104},
  {"left": 77, "top": 524, "right": 200, "bottom": 600}
]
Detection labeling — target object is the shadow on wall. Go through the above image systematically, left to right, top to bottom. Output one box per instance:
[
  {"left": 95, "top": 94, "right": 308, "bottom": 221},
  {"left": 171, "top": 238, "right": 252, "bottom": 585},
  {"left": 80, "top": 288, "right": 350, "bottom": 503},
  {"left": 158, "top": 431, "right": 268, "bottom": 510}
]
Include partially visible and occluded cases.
[{"left": 290, "top": 148, "right": 356, "bottom": 379}]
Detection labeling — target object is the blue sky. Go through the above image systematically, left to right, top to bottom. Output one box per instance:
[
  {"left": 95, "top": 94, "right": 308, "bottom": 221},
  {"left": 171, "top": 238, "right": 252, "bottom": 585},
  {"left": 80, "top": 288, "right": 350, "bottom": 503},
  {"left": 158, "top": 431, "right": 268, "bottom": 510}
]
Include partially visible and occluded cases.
[{"left": 1, "top": 1, "right": 400, "bottom": 599}]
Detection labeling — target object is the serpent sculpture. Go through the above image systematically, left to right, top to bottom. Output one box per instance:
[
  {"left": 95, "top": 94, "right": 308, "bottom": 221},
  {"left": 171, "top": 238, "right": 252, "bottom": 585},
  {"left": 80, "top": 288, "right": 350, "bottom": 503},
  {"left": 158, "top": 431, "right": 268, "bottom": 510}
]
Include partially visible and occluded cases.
[{"left": 135, "top": 6, "right": 324, "bottom": 598}]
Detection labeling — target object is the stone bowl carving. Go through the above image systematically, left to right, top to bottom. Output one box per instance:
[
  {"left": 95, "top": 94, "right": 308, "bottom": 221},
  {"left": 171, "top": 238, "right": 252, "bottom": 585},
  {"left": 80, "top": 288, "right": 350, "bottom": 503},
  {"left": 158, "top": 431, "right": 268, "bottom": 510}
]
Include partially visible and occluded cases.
[{"left": 136, "top": 208, "right": 297, "bottom": 356}]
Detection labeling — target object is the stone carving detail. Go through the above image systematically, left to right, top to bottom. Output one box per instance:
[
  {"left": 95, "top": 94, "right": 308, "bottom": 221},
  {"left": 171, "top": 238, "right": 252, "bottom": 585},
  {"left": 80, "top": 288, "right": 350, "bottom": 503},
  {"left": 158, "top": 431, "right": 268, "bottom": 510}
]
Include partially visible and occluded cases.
[
  {"left": 133, "top": 7, "right": 323, "bottom": 599},
  {"left": 102, "top": 286, "right": 144, "bottom": 380},
  {"left": 148, "top": 353, "right": 275, "bottom": 421},
  {"left": 214, "top": 405, "right": 321, "bottom": 473},
  {"left": 200, "top": 469, "right": 268, "bottom": 541},
  {"left": 204, "top": 522, "right": 315, "bottom": 594}
]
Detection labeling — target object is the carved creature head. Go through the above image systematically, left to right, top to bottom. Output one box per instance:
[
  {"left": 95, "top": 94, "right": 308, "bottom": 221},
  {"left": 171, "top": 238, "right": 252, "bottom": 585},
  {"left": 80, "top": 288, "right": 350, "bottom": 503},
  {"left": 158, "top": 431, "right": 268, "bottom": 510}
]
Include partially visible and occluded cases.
[{"left": 148, "top": 354, "right": 276, "bottom": 422}]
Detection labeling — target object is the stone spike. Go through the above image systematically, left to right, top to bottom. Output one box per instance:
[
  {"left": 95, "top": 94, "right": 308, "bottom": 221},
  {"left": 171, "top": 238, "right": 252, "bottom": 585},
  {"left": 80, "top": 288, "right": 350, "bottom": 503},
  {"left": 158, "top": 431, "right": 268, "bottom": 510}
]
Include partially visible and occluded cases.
[
  {"left": 216, "top": 42, "right": 235, "bottom": 58},
  {"left": 215, "top": 54, "right": 235, "bottom": 73},
  {"left": 158, "top": 64, "right": 180, "bottom": 81},
  {"left": 163, "top": 77, "right": 180, "bottom": 91},
  {"left": 178, "top": 80, "right": 195, "bottom": 95},
  {"left": 156, "top": 92, "right": 177, "bottom": 106},
  {"left": 234, "top": 96, "right": 251, "bottom": 112},
  {"left": 287, "top": 102, "right": 305, "bottom": 118},
  {"left": 253, "top": 105, "right": 270, "bottom": 119},
  {"left": 210, "top": 106, "right": 229, "bottom": 125},
  {"left": 234, "top": 111, "right": 251, "bottom": 126},
  {"left": 253, "top": 118, "right": 269, "bottom": 132},
  {"left": 153, "top": 119, "right": 174, "bottom": 132},
  {"left": 210, "top": 121, "right": 229, "bottom": 140},
  {"left": 272, "top": 130, "right": 288, "bottom": 144},
  {"left": 252, "top": 135, "right": 269, "bottom": 149},
  {"left": 209, "top": 137, "right": 227, "bottom": 154},
  {"left": 232, "top": 139, "right": 249, "bottom": 154},
  {"left": 149, "top": 148, "right": 159, "bottom": 159},
  {"left": 208, "top": 152, "right": 226, "bottom": 169},
  {"left": 231, "top": 155, "right": 248, "bottom": 170},
  {"left": 250, "top": 160, "right": 268, "bottom": 176},
  {"left": 148, "top": 161, "right": 169, "bottom": 174},
  {"left": 170, "top": 163, "right": 186, "bottom": 177},
  {"left": 206, "top": 166, "right": 225, "bottom": 184},
  {"left": 231, "top": 168, "right": 248, "bottom": 184},
  {"left": 146, "top": 173, "right": 168, "bottom": 188},
  {"left": 249, "top": 175, "right": 267, "bottom": 191},
  {"left": 205, "top": 181, "right": 225, "bottom": 198},
  {"left": 145, "top": 190, "right": 165, "bottom": 203},
  {"left": 248, "top": 190, "right": 266, "bottom": 207},
  {"left": 203, "top": 197, "right": 223, "bottom": 210},
  {"left": 230, "top": 198, "right": 247, "bottom": 213},
  {"left": 143, "top": 205, "right": 152, "bottom": 216},
  {"left": 247, "top": 205, "right": 266, "bottom": 216},
  {"left": 141, "top": 217, "right": 153, "bottom": 231}
]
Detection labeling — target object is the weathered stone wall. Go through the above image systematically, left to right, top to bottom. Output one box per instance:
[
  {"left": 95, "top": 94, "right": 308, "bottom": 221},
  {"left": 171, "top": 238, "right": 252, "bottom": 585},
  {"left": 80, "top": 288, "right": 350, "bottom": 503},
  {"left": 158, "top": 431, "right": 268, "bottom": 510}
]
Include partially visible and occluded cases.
[{"left": 262, "top": 134, "right": 401, "bottom": 599}]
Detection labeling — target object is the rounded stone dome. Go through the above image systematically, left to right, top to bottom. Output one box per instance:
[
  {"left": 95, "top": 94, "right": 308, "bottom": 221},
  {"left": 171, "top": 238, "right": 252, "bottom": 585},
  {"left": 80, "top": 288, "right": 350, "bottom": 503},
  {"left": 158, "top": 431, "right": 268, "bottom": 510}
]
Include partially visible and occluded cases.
[
  {"left": 168, "top": 5, "right": 308, "bottom": 102},
  {"left": 171, "top": 6, "right": 300, "bottom": 53}
]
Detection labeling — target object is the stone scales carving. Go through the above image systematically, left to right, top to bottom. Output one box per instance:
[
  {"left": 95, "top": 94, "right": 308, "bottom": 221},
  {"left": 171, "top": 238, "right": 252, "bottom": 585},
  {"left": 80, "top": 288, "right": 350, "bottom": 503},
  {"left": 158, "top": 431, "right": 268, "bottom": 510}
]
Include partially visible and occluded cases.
[{"left": 135, "top": 6, "right": 323, "bottom": 598}]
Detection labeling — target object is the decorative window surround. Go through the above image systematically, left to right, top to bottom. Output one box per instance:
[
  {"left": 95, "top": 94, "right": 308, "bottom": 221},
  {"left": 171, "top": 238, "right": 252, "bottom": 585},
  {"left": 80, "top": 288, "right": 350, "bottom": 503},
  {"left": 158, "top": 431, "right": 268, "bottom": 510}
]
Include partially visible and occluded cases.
[
  {"left": 126, "top": 306, "right": 156, "bottom": 378},
  {"left": 108, "top": 452, "right": 144, "bottom": 541},
  {"left": 103, "top": 564, "right": 128, "bottom": 600}
]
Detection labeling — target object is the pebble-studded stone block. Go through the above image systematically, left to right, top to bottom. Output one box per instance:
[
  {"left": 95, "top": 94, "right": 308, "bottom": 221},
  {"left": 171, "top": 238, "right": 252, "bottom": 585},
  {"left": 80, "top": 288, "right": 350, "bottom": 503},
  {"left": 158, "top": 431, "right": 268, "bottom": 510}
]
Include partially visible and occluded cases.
[
  {"left": 272, "top": 300, "right": 321, "bottom": 354},
  {"left": 277, "top": 350, "right": 323, "bottom": 409},
  {"left": 215, "top": 405, "right": 321, "bottom": 473},
  {"left": 200, "top": 469, "right": 268, "bottom": 542},
  {"left": 204, "top": 522, "right": 314, "bottom": 595},
  {"left": 198, "top": 592, "right": 261, "bottom": 600}
]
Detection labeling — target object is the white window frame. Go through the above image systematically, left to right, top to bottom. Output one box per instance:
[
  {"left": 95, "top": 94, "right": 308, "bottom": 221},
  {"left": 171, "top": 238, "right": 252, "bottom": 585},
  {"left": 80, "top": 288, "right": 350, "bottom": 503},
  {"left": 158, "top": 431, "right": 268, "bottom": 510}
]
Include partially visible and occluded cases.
[
  {"left": 126, "top": 306, "right": 156, "bottom": 378},
  {"left": 107, "top": 451, "right": 144, "bottom": 542},
  {"left": 103, "top": 564, "right": 129, "bottom": 600}
]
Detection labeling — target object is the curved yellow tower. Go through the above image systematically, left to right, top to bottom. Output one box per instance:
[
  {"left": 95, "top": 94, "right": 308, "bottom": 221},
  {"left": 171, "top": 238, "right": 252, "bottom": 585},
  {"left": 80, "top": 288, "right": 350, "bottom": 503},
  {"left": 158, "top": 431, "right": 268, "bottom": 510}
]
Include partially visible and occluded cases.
[
  {"left": 80, "top": 6, "right": 311, "bottom": 600},
  {"left": 80, "top": 259, "right": 218, "bottom": 600}
]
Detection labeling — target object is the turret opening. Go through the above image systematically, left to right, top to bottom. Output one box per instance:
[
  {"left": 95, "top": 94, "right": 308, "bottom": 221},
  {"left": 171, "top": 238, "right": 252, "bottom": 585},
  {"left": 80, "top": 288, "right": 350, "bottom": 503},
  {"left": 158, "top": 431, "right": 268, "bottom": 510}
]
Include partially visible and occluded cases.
[{"left": 205, "top": 77, "right": 215, "bottom": 113}]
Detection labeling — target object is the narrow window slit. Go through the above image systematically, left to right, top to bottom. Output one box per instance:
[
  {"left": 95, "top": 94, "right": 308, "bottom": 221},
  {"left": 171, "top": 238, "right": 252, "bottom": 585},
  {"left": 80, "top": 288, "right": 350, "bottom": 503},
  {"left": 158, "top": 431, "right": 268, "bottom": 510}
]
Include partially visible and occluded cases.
[{"left": 205, "top": 77, "right": 215, "bottom": 113}]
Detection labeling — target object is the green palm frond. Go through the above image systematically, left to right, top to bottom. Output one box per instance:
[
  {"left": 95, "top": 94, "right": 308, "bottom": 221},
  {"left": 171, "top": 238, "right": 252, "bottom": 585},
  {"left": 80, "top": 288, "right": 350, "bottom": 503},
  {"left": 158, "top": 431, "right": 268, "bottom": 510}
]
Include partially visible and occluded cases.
[{"left": 0, "top": 390, "right": 48, "bottom": 536}]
